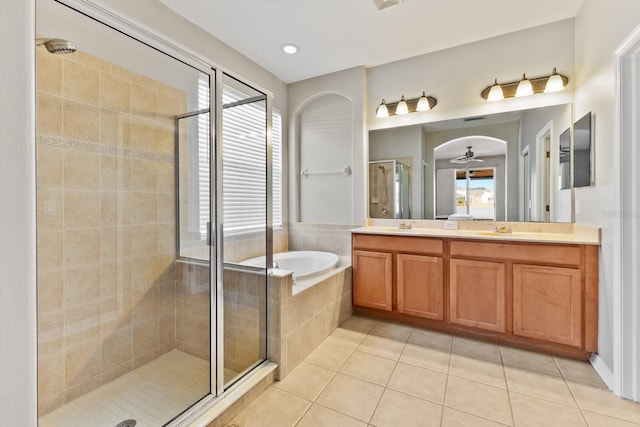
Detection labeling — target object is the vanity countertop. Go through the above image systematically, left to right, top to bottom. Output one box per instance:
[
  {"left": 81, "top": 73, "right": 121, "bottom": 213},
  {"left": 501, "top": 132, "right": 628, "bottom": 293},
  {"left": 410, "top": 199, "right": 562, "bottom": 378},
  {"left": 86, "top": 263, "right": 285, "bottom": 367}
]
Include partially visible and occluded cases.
[{"left": 350, "top": 224, "right": 600, "bottom": 245}]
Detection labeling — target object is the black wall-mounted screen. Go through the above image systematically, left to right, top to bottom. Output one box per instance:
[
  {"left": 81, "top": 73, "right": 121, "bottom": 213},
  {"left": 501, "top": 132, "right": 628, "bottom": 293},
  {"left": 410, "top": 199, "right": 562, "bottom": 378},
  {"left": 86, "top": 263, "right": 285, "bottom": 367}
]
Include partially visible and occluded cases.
[
  {"left": 573, "top": 112, "right": 592, "bottom": 187},
  {"left": 559, "top": 127, "right": 571, "bottom": 190}
]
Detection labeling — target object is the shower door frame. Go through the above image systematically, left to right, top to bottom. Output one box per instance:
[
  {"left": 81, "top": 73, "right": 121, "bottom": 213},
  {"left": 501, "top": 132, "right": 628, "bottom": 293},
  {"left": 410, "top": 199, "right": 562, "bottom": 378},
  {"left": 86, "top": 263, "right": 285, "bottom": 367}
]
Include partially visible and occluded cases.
[{"left": 41, "top": 0, "right": 274, "bottom": 421}]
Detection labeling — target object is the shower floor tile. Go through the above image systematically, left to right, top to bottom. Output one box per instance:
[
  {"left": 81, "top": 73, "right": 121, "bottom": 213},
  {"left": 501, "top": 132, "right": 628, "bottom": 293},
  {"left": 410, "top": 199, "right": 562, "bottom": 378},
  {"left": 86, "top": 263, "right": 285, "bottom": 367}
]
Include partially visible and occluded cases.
[{"left": 39, "top": 349, "right": 210, "bottom": 427}]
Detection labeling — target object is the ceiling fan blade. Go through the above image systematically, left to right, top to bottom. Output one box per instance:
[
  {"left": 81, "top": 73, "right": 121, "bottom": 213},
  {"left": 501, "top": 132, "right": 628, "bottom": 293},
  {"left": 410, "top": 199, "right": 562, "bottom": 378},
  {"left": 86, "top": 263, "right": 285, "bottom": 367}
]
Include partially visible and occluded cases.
[{"left": 449, "top": 158, "right": 468, "bottom": 164}]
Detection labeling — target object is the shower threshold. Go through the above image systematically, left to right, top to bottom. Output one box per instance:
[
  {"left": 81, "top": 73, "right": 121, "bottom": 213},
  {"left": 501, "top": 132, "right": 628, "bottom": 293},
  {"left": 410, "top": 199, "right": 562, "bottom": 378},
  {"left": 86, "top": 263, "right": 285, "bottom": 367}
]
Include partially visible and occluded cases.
[{"left": 38, "top": 350, "right": 230, "bottom": 427}]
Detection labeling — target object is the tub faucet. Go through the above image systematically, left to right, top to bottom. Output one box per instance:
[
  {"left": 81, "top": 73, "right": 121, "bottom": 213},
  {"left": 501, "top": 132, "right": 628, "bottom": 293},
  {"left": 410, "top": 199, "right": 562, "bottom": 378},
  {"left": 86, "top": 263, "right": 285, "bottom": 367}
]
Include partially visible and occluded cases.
[{"left": 493, "top": 224, "right": 512, "bottom": 233}]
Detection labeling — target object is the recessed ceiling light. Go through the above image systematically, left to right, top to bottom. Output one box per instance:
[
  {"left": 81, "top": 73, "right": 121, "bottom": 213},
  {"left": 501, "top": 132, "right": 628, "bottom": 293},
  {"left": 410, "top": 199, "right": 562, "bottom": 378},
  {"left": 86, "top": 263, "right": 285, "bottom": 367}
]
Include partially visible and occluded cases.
[{"left": 282, "top": 44, "right": 299, "bottom": 54}]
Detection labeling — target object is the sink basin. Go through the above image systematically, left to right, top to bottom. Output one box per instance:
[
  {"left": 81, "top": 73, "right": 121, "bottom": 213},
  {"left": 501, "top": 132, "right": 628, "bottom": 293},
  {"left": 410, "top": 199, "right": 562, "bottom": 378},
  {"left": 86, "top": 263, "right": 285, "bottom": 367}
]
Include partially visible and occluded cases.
[
  {"left": 373, "top": 227, "right": 413, "bottom": 232},
  {"left": 472, "top": 231, "right": 535, "bottom": 237},
  {"left": 473, "top": 231, "right": 510, "bottom": 236}
]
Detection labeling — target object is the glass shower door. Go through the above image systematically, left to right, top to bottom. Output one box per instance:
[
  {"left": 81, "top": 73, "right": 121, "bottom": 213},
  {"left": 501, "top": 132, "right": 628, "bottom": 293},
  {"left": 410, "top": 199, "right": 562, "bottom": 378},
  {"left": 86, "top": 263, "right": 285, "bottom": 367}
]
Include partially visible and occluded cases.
[
  {"left": 36, "top": 0, "right": 214, "bottom": 424},
  {"left": 219, "top": 74, "right": 270, "bottom": 388}
]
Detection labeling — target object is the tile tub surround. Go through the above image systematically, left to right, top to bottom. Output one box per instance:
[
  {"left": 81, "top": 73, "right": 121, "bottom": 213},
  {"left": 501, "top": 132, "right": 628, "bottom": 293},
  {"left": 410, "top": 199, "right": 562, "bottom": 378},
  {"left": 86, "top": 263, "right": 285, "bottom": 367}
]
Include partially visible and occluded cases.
[
  {"left": 36, "top": 48, "right": 185, "bottom": 415},
  {"left": 288, "top": 223, "right": 360, "bottom": 256},
  {"left": 269, "top": 260, "right": 353, "bottom": 380}
]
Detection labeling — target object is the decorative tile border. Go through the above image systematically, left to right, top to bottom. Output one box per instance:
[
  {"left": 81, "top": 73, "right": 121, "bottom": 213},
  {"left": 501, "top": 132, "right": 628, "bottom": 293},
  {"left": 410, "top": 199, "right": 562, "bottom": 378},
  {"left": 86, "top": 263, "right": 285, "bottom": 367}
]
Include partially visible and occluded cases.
[{"left": 37, "top": 135, "right": 175, "bottom": 163}]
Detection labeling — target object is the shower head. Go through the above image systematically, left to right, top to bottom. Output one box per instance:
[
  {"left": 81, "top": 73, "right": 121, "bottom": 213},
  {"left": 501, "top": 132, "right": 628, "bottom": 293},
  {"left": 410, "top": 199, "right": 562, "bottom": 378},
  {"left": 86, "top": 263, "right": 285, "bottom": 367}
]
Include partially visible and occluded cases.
[{"left": 36, "top": 38, "right": 76, "bottom": 55}]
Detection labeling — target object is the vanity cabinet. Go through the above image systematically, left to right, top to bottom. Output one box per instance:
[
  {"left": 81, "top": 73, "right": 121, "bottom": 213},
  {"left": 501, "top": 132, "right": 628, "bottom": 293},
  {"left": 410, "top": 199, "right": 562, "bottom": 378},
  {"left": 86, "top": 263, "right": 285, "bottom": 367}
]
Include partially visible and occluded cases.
[
  {"left": 352, "top": 231, "right": 599, "bottom": 359},
  {"left": 352, "top": 234, "right": 444, "bottom": 318},
  {"left": 352, "top": 250, "right": 392, "bottom": 311},
  {"left": 397, "top": 254, "right": 444, "bottom": 320},
  {"left": 449, "top": 258, "right": 506, "bottom": 332},
  {"left": 512, "top": 264, "right": 582, "bottom": 347}
]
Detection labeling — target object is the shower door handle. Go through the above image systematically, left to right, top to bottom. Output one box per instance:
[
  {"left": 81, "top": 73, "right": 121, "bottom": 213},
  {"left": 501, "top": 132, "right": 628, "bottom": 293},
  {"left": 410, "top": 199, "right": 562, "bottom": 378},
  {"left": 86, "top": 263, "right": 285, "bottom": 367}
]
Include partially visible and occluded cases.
[{"left": 207, "top": 221, "right": 212, "bottom": 246}]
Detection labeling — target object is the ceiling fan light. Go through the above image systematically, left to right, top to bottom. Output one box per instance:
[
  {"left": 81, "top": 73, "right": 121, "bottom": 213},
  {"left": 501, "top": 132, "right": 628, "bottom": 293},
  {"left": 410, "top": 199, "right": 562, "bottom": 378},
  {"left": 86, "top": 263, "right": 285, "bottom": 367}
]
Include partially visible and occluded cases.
[
  {"left": 545, "top": 68, "right": 565, "bottom": 93},
  {"left": 515, "top": 74, "right": 533, "bottom": 97},
  {"left": 487, "top": 79, "right": 504, "bottom": 102},
  {"left": 416, "top": 91, "right": 431, "bottom": 112},
  {"left": 395, "top": 95, "right": 409, "bottom": 115},
  {"left": 376, "top": 99, "right": 389, "bottom": 118}
]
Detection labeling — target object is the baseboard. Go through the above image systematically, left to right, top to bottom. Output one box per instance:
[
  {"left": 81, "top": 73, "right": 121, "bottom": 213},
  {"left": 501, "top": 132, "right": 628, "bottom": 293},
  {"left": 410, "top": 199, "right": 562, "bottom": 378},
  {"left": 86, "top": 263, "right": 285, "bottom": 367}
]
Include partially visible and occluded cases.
[{"left": 590, "top": 353, "right": 614, "bottom": 391}]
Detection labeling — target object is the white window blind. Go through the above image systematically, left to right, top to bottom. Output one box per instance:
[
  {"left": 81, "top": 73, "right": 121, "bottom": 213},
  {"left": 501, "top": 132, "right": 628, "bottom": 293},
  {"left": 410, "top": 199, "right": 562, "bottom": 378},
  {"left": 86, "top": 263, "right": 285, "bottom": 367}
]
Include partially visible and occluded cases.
[
  {"left": 198, "top": 75, "right": 210, "bottom": 237},
  {"left": 222, "top": 86, "right": 282, "bottom": 234},
  {"left": 272, "top": 110, "right": 283, "bottom": 228}
]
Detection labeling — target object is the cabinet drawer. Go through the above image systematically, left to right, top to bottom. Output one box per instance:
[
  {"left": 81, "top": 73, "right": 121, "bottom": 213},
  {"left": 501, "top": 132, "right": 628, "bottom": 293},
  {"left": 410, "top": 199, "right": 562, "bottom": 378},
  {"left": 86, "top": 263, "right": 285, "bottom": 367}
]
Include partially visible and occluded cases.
[
  {"left": 353, "top": 234, "right": 443, "bottom": 255},
  {"left": 450, "top": 240, "right": 581, "bottom": 267}
]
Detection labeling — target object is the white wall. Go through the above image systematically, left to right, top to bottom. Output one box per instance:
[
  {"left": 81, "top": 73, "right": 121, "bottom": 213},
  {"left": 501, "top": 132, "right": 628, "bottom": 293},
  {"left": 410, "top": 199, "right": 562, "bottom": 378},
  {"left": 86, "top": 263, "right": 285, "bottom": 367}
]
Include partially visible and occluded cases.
[
  {"left": 573, "top": 0, "right": 640, "bottom": 394},
  {"left": 0, "top": 1, "right": 37, "bottom": 425},
  {"left": 367, "top": 20, "right": 575, "bottom": 131},
  {"left": 288, "top": 67, "right": 367, "bottom": 225},
  {"left": 298, "top": 94, "right": 353, "bottom": 223}
]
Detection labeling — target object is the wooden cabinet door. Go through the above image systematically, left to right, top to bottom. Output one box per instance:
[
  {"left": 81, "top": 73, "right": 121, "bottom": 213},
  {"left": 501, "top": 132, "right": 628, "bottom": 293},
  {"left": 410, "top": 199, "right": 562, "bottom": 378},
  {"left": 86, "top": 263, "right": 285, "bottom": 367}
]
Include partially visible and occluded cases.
[
  {"left": 353, "top": 250, "right": 392, "bottom": 311},
  {"left": 397, "top": 254, "right": 444, "bottom": 320},
  {"left": 450, "top": 258, "right": 506, "bottom": 332},
  {"left": 513, "top": 264, "right": 582, "bottom": 347}
]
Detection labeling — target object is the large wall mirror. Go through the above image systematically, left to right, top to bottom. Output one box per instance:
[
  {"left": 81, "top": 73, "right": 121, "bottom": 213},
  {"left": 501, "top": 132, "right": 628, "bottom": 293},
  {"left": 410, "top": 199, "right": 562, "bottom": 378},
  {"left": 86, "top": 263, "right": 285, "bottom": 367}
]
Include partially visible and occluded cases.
[{"left": 369, "top": 103, "right": 574, "bottom": 223}]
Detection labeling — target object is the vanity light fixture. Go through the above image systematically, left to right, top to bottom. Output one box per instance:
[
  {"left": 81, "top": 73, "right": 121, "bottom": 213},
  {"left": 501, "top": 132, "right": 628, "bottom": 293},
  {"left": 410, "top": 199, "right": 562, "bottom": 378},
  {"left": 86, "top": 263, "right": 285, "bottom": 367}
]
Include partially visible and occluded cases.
[
  {"left": 481, "top": 68, "right": 569, "bottom": 101},
  {"left": 544, "top": 68, "right": 564, "bottom": 93},
  {"left": 515, "top": 74, "right": 533, "bottom": 97},
  {"left": 486, "top": 79, "right": 504, "bottom": 102},
  {"left": 416, "top": 91, "right": 431, "bottom": 112},
  {"left": 375, "top": 92, "right": 437, "bottom": 118},
  {"left": 395, "top": 96, "right": 409, "bottom": 115},
  {"left": 376, "top": 99, "right": 390, "bottom": 118}
]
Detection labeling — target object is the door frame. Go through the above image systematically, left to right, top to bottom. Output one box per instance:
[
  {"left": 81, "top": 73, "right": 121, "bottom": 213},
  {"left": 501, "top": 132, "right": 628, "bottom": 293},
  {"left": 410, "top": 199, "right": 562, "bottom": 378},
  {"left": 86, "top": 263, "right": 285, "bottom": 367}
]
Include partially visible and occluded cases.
[{"left": 613, "top": 21, "right": 640, "bottom": 401}]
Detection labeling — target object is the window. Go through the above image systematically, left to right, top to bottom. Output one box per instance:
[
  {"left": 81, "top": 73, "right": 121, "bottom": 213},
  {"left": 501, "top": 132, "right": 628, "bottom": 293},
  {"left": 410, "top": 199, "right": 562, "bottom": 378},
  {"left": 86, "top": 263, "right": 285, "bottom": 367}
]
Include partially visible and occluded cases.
[{"left": 221, "top": 84, "right": 282, "bottom": 235}]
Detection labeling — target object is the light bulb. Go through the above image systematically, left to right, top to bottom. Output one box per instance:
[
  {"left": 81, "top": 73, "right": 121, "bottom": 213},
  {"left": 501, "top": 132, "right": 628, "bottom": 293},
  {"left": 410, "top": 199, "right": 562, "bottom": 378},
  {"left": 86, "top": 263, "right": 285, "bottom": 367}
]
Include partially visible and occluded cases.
[
  {"left": 545, "top": 68, "right": 565, "bottom": 93},
  {"left": 515, "top": 74, "right": 533, "bottom": 97},
  {"left": 487, "top": 78, "right": 504, "bottom": 102},
  {"left": 416, "top": 91, "right": 431, "bottom": 112},
  {"left": 395, "top": 95, "right": 409, "bottom": 115},
  {"left": 376, "top": 99, "right": 389, "bottom": 118}
]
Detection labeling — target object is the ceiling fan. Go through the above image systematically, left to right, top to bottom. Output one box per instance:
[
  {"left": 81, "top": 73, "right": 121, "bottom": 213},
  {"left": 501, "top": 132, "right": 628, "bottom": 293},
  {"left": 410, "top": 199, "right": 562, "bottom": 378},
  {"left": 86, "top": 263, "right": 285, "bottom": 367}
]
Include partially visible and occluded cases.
[{"left": 449, "top": 145, "right": 485, "bottom": 164}]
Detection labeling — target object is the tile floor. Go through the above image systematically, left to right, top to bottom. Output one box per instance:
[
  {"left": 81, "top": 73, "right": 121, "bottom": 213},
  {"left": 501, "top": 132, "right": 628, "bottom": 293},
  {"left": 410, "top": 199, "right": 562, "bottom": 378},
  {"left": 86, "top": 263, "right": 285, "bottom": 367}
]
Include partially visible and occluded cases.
[
  {"left": 227, "top": 315, "right": 640, "bottom": 427},
  {"left": 39, "top": 349, "right": 212, "bottom": 427}
]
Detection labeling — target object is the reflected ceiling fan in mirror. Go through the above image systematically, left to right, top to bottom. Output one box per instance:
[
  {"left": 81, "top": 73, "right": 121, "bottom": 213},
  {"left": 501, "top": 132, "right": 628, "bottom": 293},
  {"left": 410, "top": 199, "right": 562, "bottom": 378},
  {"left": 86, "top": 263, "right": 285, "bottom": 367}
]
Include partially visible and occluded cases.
[{"left": 449, "top": 146, "right": 485, "bottom": 164}]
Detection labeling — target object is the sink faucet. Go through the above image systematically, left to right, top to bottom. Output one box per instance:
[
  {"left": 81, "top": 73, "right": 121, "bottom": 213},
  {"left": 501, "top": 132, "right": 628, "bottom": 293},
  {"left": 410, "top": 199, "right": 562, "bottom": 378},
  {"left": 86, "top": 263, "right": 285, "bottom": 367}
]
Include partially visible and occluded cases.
[
  {"left": 398, "top": 221, "right": 413, "bottom": 230},
  {"left": 493, "top": 224, "right": 512, "bottom": 234}
]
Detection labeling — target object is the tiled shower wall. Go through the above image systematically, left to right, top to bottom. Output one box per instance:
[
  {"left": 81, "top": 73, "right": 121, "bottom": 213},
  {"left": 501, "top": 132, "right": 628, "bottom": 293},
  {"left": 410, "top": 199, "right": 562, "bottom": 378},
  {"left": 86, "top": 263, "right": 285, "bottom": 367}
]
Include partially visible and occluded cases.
[{"left": 36, "top": 48, "right": 185, "bottom": 415}]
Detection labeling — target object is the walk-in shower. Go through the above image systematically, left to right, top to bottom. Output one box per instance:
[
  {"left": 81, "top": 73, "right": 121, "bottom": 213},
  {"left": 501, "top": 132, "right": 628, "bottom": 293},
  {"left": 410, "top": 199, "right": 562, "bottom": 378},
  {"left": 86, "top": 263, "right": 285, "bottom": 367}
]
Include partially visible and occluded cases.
[
  {"left": 35, "top": 1, "right": 271, "bottom": 425},
  {"left": 368, "top": 160, "right": 411, "bottom": 218}
]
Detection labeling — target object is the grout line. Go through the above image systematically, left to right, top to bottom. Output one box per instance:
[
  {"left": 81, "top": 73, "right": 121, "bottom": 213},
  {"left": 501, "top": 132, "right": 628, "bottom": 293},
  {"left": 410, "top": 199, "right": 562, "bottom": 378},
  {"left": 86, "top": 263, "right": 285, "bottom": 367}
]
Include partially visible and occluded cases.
[
  {"left": 438, "top": 340, "right": 453, "bottom": 427},
  {"left": 498, "top": 344, "right": 516, "bottom": 426}
]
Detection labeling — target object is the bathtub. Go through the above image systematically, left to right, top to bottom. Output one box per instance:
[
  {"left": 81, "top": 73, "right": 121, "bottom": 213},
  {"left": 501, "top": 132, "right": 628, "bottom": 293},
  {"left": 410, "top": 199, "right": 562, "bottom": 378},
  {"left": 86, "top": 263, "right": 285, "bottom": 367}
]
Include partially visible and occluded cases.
[{"left": 241, "top": 251, "right": 340, "bottom": 292}]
